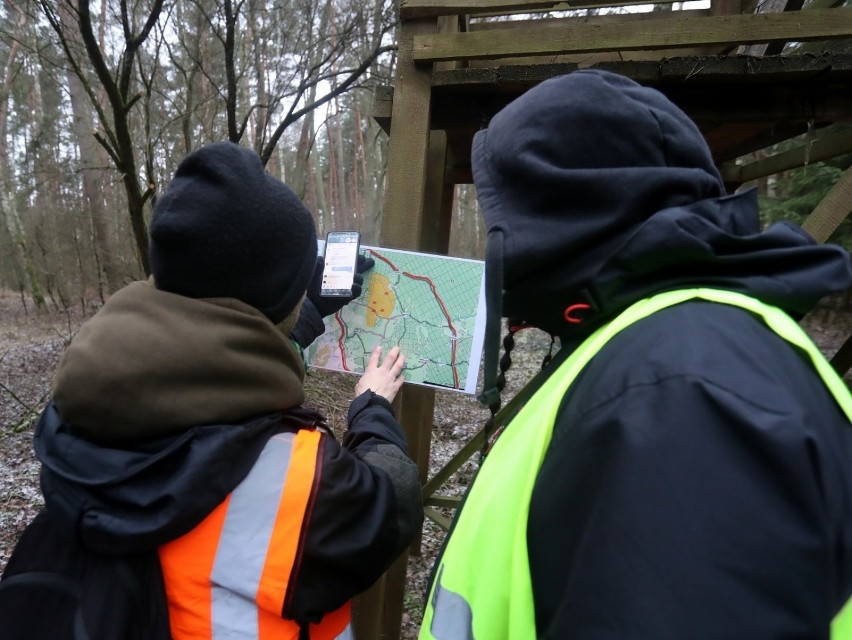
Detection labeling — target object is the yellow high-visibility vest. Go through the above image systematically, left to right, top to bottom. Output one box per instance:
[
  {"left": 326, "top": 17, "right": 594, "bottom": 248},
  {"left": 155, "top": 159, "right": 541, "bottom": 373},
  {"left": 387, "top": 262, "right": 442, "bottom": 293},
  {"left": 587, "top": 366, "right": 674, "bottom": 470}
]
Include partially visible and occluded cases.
[{"left": 421, "top": 288, "right": 852, "bottom": 640}]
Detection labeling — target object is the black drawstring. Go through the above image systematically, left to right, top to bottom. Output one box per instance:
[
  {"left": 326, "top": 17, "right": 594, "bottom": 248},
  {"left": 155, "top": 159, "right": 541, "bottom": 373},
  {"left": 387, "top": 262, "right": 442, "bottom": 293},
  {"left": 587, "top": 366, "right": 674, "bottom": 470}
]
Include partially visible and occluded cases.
[
  {"left": 478, "top": 229, "right": 504, "bottom": 412},
  {"left": 478, "top": 229, "right": 505, "bottom": 462}
]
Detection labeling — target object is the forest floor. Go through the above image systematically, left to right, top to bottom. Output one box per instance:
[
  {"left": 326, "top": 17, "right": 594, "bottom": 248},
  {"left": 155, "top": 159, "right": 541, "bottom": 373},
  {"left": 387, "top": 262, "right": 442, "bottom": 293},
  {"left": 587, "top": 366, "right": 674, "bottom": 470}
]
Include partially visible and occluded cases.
[{"left": 1, "top": 288, "right": 850, "bottom": 639}]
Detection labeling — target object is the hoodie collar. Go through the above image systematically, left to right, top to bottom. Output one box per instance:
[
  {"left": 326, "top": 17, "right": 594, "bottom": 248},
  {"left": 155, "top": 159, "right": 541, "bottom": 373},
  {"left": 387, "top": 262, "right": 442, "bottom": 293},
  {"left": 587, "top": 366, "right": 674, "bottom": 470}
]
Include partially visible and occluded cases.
[{"left": 52, "top": 280, "right": 307, "bottom": 443}]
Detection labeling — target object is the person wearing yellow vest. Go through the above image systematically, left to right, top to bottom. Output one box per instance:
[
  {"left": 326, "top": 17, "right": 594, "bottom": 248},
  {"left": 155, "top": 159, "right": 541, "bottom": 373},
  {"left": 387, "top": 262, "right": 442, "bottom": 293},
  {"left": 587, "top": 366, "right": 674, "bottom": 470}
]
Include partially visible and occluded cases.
[
  {"left": 421, "top": 71, "right": 852, "bottom": 639},
  {"left": 2, "top": 142, "right": 422, "bottom": 639}
]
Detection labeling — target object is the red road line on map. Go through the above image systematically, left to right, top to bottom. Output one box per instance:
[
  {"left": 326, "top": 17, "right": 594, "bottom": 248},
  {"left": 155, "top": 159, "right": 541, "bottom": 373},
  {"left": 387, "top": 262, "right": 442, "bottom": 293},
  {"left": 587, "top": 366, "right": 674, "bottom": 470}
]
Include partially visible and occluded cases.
[
  {"left": 369, "top": 248, "right": 399, "bottom": 271},
  {"left": 402, "top": 271, "right": 460, "bottom": 389},
  {"left": 335, "top": 312, "right": 349, "bottom": 371}
]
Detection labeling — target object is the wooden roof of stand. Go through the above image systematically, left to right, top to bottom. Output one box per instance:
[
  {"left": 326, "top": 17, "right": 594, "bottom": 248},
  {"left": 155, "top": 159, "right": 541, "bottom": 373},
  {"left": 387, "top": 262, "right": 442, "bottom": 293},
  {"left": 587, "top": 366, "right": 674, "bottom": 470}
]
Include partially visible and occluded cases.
[
  {"left": 372, "top": 0, "right": 852, "bottom": 377},
  {"left": 374, "top": 1, "right": 852, "bottom": 191},
  {"left": 375, "top": 52, "right": 852, "bottom": 187}
]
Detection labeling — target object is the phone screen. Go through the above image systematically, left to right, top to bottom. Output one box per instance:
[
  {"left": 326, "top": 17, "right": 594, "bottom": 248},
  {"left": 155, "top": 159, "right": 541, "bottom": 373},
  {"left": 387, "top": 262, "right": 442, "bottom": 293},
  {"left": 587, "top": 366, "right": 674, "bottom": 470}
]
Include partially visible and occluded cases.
[{"left": 320, "top": 231, "right": 360, "bottom": 297}]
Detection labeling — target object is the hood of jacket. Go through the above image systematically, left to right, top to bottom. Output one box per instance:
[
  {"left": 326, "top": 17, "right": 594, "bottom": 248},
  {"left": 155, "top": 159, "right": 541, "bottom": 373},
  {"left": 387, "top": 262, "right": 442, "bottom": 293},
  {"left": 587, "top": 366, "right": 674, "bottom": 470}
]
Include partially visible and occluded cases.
[
  {"left": 472, "top": 70, "right": 852, "bottom": 339},
  {"left": 52, "top": 279, "right": 307, "bottom": 442},
  {"left": 38, "top": 280, "right": 322, "bottom": 554},
  {"left": 35, "top": 403, "right": 320, "bottom": 555}
]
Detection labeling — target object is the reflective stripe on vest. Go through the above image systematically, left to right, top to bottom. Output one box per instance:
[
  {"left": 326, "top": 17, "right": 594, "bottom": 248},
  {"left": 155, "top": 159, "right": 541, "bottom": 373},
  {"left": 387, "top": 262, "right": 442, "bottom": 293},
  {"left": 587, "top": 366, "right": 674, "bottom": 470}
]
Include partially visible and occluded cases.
[
  {"left": 420, "top": 288, "right": 852, "bottom": 640},
  {"left": 159, "top": 429, "right": 353, "bottom": 640}
]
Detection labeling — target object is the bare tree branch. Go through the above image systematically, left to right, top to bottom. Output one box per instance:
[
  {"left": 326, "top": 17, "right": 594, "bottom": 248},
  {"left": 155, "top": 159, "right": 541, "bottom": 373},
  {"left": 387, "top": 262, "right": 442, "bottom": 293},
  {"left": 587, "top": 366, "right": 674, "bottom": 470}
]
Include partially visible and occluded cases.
[{"left": 261, "top": 44, "right": 396, "bottom": 165}]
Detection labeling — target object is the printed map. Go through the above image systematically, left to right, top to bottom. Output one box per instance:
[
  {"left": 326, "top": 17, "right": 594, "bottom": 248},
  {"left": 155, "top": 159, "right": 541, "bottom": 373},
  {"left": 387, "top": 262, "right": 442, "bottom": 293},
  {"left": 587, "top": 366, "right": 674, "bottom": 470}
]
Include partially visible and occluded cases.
[{"left": 305, "top": 245, "right": 486, "bottom": 394}]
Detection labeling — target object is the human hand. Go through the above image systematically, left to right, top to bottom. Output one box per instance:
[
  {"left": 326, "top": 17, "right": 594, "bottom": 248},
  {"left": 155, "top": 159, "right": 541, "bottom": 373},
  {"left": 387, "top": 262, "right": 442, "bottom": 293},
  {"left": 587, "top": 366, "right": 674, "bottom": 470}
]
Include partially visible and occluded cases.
[
  {"left": 307, "top": 253, "right": 375, "bottom": 318},
  {"left": 355, "top": 345, "right": 405, "bottom": 403}
]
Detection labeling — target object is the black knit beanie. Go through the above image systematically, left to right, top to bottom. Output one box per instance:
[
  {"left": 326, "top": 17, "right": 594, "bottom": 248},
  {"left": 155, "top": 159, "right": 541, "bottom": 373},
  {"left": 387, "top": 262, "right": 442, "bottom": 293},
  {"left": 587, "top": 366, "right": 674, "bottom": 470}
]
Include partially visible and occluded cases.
[{"left": 149, "top": 141, "right": 317, "bottom": 324}]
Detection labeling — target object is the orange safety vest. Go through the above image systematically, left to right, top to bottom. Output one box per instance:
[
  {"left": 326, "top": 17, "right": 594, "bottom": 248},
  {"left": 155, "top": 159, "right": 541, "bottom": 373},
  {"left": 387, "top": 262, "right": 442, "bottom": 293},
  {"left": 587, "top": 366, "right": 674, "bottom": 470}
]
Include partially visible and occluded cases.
[{"left": 159, "top": 429, "right": 353, "bottom": 640}]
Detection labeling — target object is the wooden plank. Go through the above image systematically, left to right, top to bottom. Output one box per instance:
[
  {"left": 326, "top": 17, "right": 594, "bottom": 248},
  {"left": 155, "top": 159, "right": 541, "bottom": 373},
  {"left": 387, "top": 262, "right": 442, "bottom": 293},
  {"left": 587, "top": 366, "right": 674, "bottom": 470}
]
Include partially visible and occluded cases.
[
  {"left": 400, "top": 0, "right": 664, "bottom": 19},
  {"left": 467, "top": 0, "right": 680, "bottom": 18},
  {"left": 710, "top": 0, "right": 743, "bottom": 16},
  {"left": 739, "top": 0, "right": 793, "bottom": 55},
  {"left": 412, "top": 8, "right": 852, "bottom": 62},
  {"left": 468, "top": 8, "right": 709, "bottom": 31},
  {"left": 436, "top": 13, "right": 465, "bottom": 72},
  {"left": 365, "top": 16, "right": 438, "bottom": 640},
  {"left": 382, "top": 21, "right": 434, "bottom": 250},
  {"left": 460, "top": 45, "right": 724, "bottom": 68},
  {"left": 375, "top": 54, "right": 852, "bottom": 170},
  {"left": 426, "top": 54, "right": 852, "bottom": 88},
  {"left": 424, "top": 80, "right": 852, "bottom": 131},
  {"left": 371, "top": 85, "right": 394, "bottom": 134},
  {"left": 704, "top": 122, "right": 808, "bottom": 164},
  {"left": 720, "top": 128, "right": 852, "bottom": 186},
  {"left": 422, "top": 130, "right": 454, "bottom": 253},
  {"left": 802, "top": 163, "right": 852, "bottom": 381},
  {"left": 802, "top": 165, "right": 852, "bottom": 243},
  {"left": 829, "top": 334, "right": 852, "bottom": 378},
  {"left": 396, "top": 363, "right": 438, "bottom": 556},
  {"left": 421, "top": 422, "right": 488, "bottom": 499},
  {"left": 425, "top": 495, "right": 463, "bottom": 507},
  {"left": 424, "top": 506, "right": 453, "bottom": 531},
  {"left": 352, "top": 552, "right": 410, "bottom": 639}
]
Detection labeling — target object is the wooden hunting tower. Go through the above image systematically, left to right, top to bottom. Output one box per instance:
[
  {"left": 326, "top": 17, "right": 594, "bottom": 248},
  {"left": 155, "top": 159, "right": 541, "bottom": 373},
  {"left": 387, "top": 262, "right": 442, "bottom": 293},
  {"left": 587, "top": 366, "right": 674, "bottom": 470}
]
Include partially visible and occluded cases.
[{"left": 355, "top": 1, "right": 852, "bottom": 637}]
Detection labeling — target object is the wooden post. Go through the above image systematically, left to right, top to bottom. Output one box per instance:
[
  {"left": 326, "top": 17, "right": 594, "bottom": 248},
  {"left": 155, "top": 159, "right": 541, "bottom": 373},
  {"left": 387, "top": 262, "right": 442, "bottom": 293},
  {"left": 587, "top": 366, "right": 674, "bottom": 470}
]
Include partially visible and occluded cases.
[{"left": 352, "top": 9, "right": 441, "bottom": 640}]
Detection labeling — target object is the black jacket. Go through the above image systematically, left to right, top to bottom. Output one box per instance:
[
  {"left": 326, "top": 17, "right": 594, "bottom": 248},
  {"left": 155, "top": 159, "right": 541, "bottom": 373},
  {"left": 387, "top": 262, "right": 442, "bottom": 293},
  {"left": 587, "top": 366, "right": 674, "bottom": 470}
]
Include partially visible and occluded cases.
[
  {"left": 470, "top": 70, "right": 852, "bottom": 639},
  {"left": 26, "top": 282, "right": 422, "bottom": 625},
  {"left": 528, "top": 300, "right": 852, "bottom": 639}
]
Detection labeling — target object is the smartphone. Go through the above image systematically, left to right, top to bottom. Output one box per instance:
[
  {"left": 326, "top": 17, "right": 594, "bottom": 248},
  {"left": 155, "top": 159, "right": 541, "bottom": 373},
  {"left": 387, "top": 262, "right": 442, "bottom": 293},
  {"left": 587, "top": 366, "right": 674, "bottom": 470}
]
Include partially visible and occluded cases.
[{"left": 320, "top": 231, "right": 361, "bottom": 297}]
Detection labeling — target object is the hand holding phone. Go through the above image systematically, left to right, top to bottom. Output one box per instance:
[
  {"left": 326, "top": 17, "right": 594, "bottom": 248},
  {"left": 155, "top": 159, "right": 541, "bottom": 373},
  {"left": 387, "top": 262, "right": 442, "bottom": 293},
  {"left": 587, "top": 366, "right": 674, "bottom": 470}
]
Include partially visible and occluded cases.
[
  {"left": 320, "top": 231, "right": 360, "bottom": 297},
  {"left": 294, "top": 236, "right": 373, "bottom": 347}
]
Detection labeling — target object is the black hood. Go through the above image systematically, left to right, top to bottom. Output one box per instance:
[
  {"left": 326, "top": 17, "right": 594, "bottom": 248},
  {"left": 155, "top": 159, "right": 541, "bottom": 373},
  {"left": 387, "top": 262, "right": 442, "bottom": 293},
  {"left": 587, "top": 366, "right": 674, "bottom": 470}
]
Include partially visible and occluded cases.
[
  {"left": 472, "top": 69, "right": 852, "bottom": 339},
  {"left": 34, "top": 401, "right": 322, "bottom": 555}
]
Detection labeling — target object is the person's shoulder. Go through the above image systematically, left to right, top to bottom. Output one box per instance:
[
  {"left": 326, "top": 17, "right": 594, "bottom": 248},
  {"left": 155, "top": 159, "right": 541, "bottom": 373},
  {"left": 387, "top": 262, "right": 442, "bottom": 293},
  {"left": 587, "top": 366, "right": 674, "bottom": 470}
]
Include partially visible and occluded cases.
[{"left": 574, "top": 300, "right": 824, "bottom": 411}]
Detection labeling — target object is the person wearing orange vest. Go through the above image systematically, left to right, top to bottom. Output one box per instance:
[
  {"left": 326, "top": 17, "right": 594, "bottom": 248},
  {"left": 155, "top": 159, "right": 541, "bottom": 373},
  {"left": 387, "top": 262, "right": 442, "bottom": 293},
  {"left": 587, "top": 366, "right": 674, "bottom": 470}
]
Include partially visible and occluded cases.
[
  {"left": 422, "top": 70, "right": 852, "bottom": 639},
  {"left": 8, "top": 141, "right": 423, "bottom": 639}
]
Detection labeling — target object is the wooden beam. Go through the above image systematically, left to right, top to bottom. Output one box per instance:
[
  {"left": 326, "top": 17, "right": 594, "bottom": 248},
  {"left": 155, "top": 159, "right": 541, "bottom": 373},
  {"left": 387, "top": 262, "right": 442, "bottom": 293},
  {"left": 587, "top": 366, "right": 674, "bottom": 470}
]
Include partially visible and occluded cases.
[
  {"left": 401, "top": 0, "right": 641, "bottom": 19},
  {"left": 466, "top": 0, "right": 680, "bottom": 18},
  {"left": 710, "top": 0, "right": 743, "bottom": 16},
  {"left": 739, "top": 0, "right": 796, "bottom": 56},
  {"left": 412, "top": 8, "right": 852, "bottom": 62},
  {"left": 468, "top": 8, "right": 709, "bottom": 30},
  {"left": 360, "top": 16, "right": 438, "bottom": 640},
  {"left": 383, "top": 25, "right": 435, "bottom": 249},
  {"left": 426, "top": 54, "right": 852, "bottom": 89},
  {"left": 375, "top": 55, "right": 852, "bottom": 133},
  {"left": 424, "top": 81, "right": 852, "bottom": 131},
  {"left": 371, "top": 85, "right": 394, "bottom": 134},
  {"left": 705, "top": 122, "right": 810, "bottom": 164},
  {"left": 720, "top": 128, "right": 852, "bottom": 185},
  {"left": 422, "top": 131, "right": 454, "bottom": 252},
  {"left": 802, "top": 165, "right": 852, "bottom": 243},
  {"left": 829, "top": 334, "right": 852, "bottom": 378},
  {"left": 425, "top": 495, "right": 463, "bottom": 508},
  {"left": 423, "top": 506, "right": 453, "bottom": 531},
  {"left": 352, "top": 553, "right": 410, "bottom": 639}
]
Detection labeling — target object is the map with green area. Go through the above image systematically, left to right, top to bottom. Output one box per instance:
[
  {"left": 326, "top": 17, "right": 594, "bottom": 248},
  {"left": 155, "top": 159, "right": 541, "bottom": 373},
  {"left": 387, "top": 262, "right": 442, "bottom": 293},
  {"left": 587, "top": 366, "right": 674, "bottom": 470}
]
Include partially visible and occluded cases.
[{"left": 305, "top": 245, "right": 486, "bottom": 394}]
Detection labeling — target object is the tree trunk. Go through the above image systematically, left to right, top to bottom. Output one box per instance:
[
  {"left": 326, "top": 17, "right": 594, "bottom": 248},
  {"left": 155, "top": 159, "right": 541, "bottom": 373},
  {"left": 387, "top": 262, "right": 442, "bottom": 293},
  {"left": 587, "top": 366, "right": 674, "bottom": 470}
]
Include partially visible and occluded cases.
[
  {"left": 0, "top": 5, "right": 44, "bottom": 307},
  {"left": 64, "top": 30, "right": 120, "bottom": 296}
]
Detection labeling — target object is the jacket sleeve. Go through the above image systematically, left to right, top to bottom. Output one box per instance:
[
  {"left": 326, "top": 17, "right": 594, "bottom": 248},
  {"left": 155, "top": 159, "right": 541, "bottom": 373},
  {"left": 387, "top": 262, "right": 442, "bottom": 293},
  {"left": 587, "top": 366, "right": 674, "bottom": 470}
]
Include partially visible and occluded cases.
[{"left": 283, "top": 391, "right": 423, "bottom": 623}]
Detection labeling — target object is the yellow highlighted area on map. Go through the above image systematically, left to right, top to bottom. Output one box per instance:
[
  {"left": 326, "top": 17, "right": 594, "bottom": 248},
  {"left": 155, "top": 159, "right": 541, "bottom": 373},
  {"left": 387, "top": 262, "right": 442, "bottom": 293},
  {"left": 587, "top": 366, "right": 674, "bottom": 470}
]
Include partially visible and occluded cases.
[{"left": 366, "top": 273, "right": 396, "bottom": 327}]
